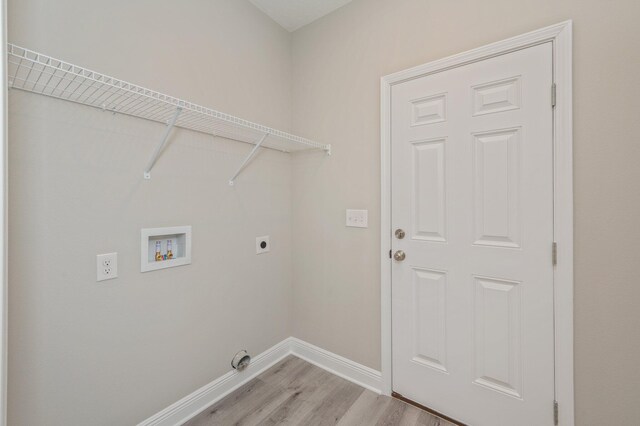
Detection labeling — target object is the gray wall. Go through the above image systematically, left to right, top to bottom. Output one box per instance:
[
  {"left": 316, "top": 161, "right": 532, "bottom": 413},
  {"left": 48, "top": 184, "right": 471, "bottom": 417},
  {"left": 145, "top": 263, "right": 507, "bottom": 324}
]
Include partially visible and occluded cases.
[
  {"left": 291, "top": 0, "right": 640, "bottom": 424},
  {"left": 8, "top": 1, "right": 294, "bottom": 425}
]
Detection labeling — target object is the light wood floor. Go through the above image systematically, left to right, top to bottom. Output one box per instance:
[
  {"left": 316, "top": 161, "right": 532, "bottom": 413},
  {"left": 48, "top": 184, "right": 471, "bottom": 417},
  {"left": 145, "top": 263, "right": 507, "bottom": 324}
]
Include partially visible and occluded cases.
[{"left": 184, "top": 355, "right": 454, "bottom": 426}]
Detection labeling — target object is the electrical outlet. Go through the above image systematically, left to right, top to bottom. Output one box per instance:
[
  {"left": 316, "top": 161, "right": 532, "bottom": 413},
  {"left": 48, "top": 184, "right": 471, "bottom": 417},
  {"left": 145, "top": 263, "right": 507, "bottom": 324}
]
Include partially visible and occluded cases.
[
  {"left": 346, "top": 209, "right": 368, "bottom": 228},
  {"left": 256, "top": 236, "right": 270, "bottom": 254},
  {"left": 97, "top": 253, "right": 118, "bottom": 282}
]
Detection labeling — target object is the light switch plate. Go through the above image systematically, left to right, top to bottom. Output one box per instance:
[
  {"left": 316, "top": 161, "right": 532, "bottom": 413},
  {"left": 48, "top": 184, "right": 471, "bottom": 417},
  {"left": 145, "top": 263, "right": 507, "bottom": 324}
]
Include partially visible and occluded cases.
[
  {"left": 346, "top": 209, "right": 368, "bottom": 228},
  {"left": 97, "top": 252, "right": 118, "bottom": 282}
]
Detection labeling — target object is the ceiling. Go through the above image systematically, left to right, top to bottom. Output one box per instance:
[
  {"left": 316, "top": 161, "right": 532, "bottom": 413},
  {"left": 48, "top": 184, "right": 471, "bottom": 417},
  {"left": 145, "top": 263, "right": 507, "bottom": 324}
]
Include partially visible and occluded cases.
[{"left": 249, "top": 0, "right": 353, "bottom": 32}]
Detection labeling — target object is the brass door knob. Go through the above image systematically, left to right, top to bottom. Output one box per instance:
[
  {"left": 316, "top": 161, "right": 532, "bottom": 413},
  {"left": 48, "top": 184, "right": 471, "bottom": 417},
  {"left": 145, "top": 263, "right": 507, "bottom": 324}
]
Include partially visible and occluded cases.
[{"left": 393, "top": 250, "right": 406, "bottom": 261}]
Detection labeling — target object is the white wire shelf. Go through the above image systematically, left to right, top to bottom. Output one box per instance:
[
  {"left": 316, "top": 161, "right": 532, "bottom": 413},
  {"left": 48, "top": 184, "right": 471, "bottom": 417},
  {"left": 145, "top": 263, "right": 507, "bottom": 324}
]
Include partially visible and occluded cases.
[{"left": 7, "top": 43, "right": 330, "bottom": 182}]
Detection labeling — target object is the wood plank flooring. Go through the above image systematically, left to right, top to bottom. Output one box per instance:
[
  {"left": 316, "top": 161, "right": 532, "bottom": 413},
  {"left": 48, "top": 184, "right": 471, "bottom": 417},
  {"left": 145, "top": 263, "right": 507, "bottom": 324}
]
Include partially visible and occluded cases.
[{"left": 184, "top": 355, "right": 454, "bottom": 426}]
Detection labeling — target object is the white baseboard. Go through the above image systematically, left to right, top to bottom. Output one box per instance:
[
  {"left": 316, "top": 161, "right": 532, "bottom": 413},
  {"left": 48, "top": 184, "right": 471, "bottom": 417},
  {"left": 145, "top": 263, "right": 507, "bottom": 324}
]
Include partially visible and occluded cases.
[
  {"left": 137, "top": 337, "right": 382, "bottom": 426},
  {"left": 289, "top": 337, "right": 382, "bottom": 394},
  {"left": 137, "top": 339, "right": 291, "bottom": 426}
]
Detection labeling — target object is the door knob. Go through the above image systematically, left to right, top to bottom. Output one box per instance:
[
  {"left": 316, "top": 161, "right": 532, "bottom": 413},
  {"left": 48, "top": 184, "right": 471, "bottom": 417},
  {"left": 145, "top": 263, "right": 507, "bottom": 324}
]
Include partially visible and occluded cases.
[
  {"left": 395, "top": 229, "right": 405, "bottom": 239},
  {"left": 393, "top": 250, "right": 406, "bottom": 261}
]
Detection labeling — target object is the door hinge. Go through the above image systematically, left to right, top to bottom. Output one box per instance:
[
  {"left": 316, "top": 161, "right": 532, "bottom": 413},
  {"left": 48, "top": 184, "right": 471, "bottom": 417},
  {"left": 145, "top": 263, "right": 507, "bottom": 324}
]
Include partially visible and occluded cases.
[
  {"left": 551, "top": 83, "right": 557, "bottom": 108},
  {"left": 552, "top": 242, "right": 558, "bottom": 266},
  {"left": 554, "top": 400, "right": 559, "bottom": 425}
]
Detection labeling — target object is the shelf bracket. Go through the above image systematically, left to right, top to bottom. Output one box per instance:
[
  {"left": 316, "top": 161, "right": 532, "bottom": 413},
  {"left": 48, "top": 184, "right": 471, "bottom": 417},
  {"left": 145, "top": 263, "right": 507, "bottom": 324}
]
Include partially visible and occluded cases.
[
  {"left": 143, "top": 106, "right": 183, "bottom": 179},
  {"left": 228, "top": 133, "right": 270, "bottom": 186}
]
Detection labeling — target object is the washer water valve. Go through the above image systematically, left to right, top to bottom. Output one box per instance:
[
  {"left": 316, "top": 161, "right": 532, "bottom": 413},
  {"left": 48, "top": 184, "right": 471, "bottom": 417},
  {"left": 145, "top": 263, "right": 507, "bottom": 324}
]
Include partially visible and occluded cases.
[{"left": 231, "top": 350, "right": 251, "bottom": 371}]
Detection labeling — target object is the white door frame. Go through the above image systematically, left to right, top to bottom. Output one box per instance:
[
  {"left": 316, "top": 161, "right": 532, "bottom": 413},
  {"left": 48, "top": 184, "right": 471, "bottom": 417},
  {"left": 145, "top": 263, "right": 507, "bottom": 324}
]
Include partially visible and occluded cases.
[{"left": 380, "top": 21, "right": 573, "bottom": 425}]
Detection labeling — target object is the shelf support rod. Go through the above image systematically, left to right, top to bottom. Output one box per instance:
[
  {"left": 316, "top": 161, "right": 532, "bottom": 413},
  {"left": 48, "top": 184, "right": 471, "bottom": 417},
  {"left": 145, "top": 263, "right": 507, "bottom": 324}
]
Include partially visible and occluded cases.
[
  {"left": 144, "top": 106, "right": 183, "bottom": 179},
  {"left": 228, "top": 133, "right": 269, "bottom": 186}
]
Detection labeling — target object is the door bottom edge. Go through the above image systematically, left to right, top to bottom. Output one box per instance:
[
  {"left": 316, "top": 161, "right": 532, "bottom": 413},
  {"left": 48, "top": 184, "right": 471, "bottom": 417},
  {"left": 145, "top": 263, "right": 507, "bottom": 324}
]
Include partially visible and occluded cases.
[{"left": 391, "top": 391, "right": 468, "bottom": 426}]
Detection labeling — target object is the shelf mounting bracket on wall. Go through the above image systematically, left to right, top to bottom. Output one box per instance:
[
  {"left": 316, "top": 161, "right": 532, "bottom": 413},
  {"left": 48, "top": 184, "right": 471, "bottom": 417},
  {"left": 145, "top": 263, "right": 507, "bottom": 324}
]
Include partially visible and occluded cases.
[
  {"left": 7, "top": 44, "right": 331, "bottom": 178},
  {"left": 143, "top": 106, "right": 183, "bottom": 179},
  {"left": 228, "top": 133, "right": 269, "bottom": 186}
]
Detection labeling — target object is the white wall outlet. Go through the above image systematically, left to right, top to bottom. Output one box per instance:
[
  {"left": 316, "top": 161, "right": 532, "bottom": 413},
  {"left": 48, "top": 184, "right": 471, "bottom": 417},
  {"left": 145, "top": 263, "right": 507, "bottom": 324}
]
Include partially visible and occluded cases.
[
  {"left": 346, "top": 209, "right": 368, "bottom": 228},
  {"left": 256, "top": 236, "right": 270, "bottom": 254},
  {"left": 97, "top": 253, "right": 118, "bottom": 282}
]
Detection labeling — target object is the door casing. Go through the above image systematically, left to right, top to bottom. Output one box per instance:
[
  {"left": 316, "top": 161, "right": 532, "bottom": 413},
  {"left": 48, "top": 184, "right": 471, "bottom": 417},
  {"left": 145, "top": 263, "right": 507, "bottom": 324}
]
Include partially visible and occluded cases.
[{"left": 380, "top": 21, "right": 573, "bottom": 425}]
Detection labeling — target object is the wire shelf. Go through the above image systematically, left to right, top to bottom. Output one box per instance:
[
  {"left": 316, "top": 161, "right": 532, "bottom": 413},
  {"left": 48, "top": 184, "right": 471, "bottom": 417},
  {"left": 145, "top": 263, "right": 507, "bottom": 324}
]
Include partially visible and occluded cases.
[{"left": 7, "top": 43, "right": 329, "bottom": 155}]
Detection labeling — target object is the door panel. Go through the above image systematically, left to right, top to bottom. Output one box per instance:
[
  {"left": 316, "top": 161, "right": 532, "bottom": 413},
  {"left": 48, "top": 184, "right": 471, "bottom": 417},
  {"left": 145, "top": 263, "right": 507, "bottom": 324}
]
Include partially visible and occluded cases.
[
  {"left": 391, "top": 43, "right": 554, "bottom": 426},
  {"left": 472, "top": 128, "right": 521, "bottom": 248},
  {"left": 412, "top": 138, "right": 447, "bottom": 242},
  {"left": 412, "top": 267, "right": 447, "bottom": 373},
  {"left": 473, "top": 275, "right": 522, "bottom": 399}
]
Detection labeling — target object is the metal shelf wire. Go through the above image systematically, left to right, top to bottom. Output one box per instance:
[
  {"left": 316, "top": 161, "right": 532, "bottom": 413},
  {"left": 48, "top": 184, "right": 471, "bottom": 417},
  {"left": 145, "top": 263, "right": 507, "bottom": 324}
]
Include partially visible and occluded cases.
[{"left": 7, "top": 43, "right": 330, "bottom": 181}]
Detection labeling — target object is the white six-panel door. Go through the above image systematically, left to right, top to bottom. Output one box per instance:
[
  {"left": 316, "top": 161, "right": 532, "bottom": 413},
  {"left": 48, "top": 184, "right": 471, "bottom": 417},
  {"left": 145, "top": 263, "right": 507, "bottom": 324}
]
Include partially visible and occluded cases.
[{"left": 391, "top": 43, "right": 554, "bottom": 425}]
